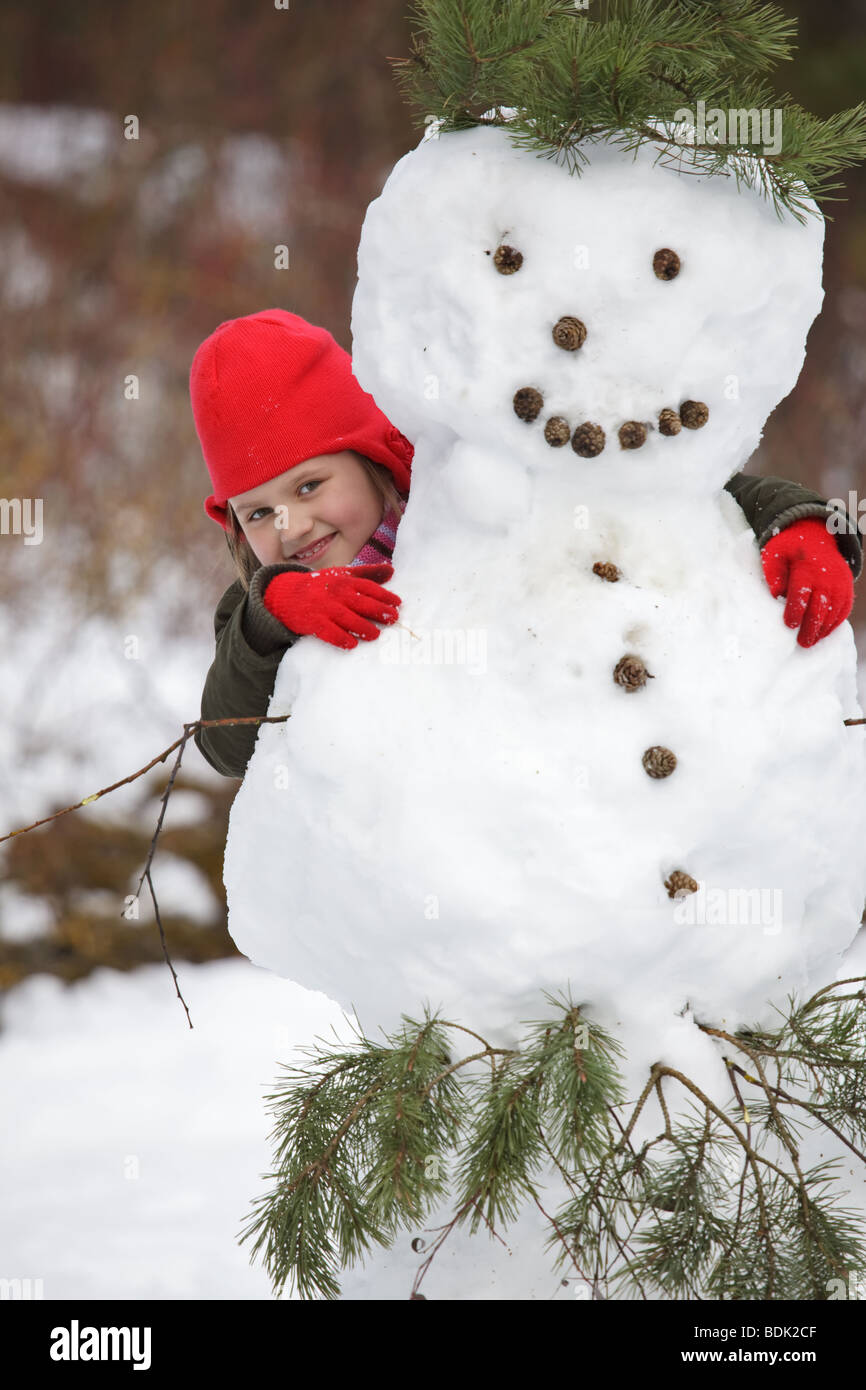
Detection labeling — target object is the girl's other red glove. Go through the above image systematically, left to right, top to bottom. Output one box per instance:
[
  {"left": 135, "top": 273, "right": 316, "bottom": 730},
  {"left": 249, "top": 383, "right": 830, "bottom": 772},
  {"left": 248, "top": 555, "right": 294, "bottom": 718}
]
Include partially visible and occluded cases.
[
  {"left": 760, "top": 518, "right": 854, "bottom": 648},
  {"left": 263, "top": 563, "right": 402, "bottom": 650}
]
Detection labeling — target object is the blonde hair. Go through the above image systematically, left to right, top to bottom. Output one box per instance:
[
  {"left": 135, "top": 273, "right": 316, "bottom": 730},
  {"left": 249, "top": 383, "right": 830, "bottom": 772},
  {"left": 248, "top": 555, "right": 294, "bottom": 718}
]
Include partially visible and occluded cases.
[{"left": 224, "top": 453, "right": 408, "bottom": 591}]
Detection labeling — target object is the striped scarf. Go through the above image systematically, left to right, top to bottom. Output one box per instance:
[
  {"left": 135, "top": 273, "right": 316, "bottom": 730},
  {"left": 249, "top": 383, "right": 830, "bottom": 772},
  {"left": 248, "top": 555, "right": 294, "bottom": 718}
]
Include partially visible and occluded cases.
[{"left": 349, "top": 498, "right": 407, "bottom": 567}]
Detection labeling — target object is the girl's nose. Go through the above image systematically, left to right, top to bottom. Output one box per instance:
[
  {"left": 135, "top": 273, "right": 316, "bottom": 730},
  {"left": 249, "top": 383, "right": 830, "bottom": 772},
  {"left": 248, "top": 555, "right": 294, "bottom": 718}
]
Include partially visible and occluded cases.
[{"left": 278, "top": 514, "right": 314, "bottom": 548}]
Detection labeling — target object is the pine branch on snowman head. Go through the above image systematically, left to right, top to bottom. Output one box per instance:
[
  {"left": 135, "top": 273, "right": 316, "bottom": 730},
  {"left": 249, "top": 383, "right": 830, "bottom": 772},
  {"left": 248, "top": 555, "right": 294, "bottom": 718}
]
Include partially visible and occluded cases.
[{"left": 390, "top": 0, "right": 866, "bottom": 223}]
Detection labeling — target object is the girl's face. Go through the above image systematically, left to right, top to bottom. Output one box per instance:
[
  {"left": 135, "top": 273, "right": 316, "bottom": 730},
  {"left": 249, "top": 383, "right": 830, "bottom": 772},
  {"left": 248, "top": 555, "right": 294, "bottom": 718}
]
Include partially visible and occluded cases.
[{"left": 229, "top": 450, "right": 384, "bottom": 569}]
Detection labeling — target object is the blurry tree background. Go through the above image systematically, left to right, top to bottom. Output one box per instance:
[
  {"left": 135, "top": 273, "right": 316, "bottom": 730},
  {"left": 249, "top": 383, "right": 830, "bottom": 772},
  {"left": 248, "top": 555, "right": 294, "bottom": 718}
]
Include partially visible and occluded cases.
[{"left": 0, "top": 0, "right": 864, "bottom": 985}]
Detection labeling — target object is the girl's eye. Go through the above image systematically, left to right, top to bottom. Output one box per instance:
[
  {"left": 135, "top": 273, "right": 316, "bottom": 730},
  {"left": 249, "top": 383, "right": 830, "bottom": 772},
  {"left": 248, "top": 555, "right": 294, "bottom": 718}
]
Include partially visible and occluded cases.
[{"left": 247, "top": 480, "right": 320, "bottom": 522}]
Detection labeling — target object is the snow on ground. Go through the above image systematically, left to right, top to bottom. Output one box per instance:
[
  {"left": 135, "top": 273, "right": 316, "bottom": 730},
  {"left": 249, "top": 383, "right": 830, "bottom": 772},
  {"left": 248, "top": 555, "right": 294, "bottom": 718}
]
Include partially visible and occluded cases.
[
  {"left": 2, "top": 943, "right": 866, "bottom": 1302},
  {"left": 0, "top": 958, "right": 600, "bottom": 1301},
  {"left": 0, "top": 959, "right": 341, "bottom": 1299}
]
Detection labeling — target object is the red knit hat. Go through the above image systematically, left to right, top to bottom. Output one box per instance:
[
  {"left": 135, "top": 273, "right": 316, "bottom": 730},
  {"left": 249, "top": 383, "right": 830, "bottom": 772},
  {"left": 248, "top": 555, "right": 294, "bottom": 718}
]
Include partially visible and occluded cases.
[{"left": 190, "top": 308, "right": 414, "bottom": 531}]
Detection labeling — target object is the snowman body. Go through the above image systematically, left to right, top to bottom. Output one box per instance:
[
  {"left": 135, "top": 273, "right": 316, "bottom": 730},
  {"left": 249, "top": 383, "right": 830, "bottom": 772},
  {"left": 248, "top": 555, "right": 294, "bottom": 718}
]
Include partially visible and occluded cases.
[{"left": 223, "top": 126, "right": 866, "bottom": 1058}]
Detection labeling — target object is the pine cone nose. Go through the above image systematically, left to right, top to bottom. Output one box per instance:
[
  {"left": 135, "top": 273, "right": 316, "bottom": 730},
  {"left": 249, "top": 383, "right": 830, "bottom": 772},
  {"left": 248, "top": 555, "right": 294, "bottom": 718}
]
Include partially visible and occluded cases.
[{"left": 552, "top": 316, "right": 587, "bottom": 351}]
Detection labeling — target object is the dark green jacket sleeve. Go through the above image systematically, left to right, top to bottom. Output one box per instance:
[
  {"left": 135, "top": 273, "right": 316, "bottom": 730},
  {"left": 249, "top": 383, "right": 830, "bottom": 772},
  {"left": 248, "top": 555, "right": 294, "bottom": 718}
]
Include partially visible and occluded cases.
[
  {"left": 723, "top": 471, "right": 862, "bottom": 580},
  {"left": 194, "top": 562, "right": 313, "bottom": 780}
]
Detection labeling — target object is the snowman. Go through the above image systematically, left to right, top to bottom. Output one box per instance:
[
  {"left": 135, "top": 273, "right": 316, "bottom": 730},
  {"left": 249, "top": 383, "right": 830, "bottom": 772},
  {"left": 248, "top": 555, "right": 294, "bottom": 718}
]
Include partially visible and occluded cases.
[{"left": 222, "top": 113, "right": 866, "bottom": 1087}]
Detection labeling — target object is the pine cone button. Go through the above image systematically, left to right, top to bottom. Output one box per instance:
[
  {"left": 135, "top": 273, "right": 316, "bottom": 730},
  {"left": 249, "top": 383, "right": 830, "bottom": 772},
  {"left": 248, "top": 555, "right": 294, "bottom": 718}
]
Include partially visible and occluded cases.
[
  {"left": 493, "top": 244, "right": 523, "bottom": 274},
  {"left": 653, "top": 249, "right": 681, "bottom": 280},
  {"left": 552, "top": 316, "right": 587, "bottom": 350},
  {"left": 513, "top": 387, "right": 544, "bottom": 422},
  {"left": 680, "top": 400, "right": 709, "bottom": 429},
  {"left": 658, "top": 408, "right": 681, "bottom": 436},
  {"left": 544, "top": 416, "right": 571, "bottom": 446},
  {"left": 618, "top": 421, "right": 647, "bottom": 449},
  {"left": 572, "top": 422, "right": 605, "bottom": 457},
  {"left": 593, "top": 561, "right": 621, "bottom": 582},
  {"left": 613, "top": 655, "right": 654, "bottom": 691},
  {"left": 642, "top": 746, "right": 677, "bottom": 778},
  {"left": 665, "top": 870, "right": 699, "bottom": 899}
]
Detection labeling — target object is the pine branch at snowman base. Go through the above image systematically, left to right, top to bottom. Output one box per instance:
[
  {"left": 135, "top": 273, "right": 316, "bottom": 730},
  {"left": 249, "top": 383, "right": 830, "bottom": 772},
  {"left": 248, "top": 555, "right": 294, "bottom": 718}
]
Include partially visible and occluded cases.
[{"left": 236, "top": 976, "right": 866, "bottom": 1301}]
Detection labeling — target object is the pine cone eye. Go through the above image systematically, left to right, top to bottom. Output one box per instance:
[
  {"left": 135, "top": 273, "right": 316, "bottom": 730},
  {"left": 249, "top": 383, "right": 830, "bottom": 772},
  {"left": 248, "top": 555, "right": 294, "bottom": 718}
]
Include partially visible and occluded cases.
[
  {"left": 493, "top": 244, "right": 523, "bottom": 274},
  {"left": 653, "top": 249, "right": 681, "bottom": 280},
  {"left": 593, "top": 561, "right": 621, "bottom": 582}
]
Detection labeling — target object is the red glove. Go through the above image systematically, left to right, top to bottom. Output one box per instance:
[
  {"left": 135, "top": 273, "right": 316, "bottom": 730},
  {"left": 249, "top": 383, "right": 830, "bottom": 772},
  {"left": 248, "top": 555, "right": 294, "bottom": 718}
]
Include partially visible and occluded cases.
[
  {"left": 760, "top": 518, "right": 853, "bottom": 648},
  {"left": 263, "top": 563, "right": 402, "bottom": 651}
]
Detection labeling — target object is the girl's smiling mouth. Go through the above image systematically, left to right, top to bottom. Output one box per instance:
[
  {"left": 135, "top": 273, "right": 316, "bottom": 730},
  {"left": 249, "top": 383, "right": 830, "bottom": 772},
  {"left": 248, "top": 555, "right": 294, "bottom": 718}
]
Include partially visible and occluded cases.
[{"left": 292, "top": 532, "right": 337, "bottom": 561}]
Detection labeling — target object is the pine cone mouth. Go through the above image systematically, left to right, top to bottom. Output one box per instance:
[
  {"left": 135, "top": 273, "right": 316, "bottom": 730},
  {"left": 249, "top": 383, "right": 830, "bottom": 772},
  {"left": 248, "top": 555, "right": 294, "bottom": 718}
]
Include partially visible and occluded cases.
[{"left": 512, "top": 388, "right": 710, "bottom": 453}]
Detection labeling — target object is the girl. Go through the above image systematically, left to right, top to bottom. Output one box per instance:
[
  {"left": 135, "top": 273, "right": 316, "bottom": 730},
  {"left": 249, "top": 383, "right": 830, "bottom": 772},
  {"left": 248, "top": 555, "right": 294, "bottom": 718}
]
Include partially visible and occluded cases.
[{"left": 190, "top": 309, "right": 861, "bottom": 780}]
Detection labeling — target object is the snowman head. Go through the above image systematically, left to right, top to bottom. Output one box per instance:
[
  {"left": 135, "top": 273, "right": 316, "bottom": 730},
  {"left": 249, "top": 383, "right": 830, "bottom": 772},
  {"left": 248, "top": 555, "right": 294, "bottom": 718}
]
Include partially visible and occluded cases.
[{"left": 352, "top": 123, "right": 825, "bottom": 498}]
